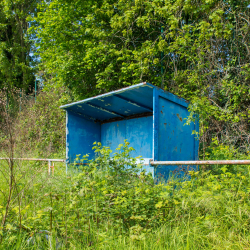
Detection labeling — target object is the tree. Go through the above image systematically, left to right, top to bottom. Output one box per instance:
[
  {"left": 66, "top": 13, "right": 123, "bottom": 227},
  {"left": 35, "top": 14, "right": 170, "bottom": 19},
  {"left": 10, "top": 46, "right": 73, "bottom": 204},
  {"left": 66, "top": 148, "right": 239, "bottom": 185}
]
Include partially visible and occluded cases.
[
  {"left": 0, "top": 0, "right": 37, "bottom": 93},
  {"left": 33, "top": 0, "right": 250, "bottom": 152}
]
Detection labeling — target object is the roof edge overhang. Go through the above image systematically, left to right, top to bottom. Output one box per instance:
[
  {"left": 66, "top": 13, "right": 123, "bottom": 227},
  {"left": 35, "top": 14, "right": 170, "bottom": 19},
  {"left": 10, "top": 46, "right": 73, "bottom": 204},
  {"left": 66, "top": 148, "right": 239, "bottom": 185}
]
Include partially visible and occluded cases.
[
  {"left": 60, "top": 82, "right": 153, "bottom": 109},
  {"left": 60, "top": 82, "right": 189, "bottom": 110},
  {"left": 60, "top": 83, "right": 189, "bottom": 121}
]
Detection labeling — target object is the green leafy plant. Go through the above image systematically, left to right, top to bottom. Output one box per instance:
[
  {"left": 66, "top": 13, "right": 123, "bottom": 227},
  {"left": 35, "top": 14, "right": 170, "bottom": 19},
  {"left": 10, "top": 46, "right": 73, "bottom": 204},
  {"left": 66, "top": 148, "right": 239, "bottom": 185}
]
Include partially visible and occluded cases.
[{"left": 1, "top": 141, "right": 250, "bottom": 249}]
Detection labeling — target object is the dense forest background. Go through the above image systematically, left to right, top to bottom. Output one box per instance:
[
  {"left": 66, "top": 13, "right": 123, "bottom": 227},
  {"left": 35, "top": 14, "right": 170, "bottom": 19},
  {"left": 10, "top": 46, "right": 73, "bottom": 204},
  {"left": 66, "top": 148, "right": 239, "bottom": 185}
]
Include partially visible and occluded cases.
[{"left": 0, "top": 0, "right": 250, "bottom": 158}]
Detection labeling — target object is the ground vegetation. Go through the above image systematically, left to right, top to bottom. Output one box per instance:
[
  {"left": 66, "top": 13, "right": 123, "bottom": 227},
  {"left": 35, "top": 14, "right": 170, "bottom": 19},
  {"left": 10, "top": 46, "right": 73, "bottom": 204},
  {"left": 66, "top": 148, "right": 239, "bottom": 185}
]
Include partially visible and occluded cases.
[{"left": 0, "top": 142, "right": 250, "bottom": 249}]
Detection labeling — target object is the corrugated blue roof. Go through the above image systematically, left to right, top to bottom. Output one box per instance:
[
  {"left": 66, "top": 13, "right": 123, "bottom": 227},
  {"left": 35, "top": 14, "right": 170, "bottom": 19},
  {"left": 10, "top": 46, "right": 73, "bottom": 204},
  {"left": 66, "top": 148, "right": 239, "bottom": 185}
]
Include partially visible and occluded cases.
[{"left": 60, "top": 82, "right": 188, "bottom": 121}]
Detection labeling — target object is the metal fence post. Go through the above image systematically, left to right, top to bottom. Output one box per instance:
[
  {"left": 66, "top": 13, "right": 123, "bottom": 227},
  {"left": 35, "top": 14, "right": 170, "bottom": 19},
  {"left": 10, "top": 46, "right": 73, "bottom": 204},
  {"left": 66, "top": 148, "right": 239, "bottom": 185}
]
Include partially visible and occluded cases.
[
  {"left": 48, "top": 160, "right": 51, "bottom": 175},
  {"left": 51, "top": 163, "right": 54, "bottom": 175}
]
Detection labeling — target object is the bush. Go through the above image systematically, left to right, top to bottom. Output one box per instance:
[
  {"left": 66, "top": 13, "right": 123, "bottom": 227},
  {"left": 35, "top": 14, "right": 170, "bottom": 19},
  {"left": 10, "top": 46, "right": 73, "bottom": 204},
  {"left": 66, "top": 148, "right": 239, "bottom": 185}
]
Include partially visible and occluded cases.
[
  {"left": 14, "top": 89, "right": 72, "bottom": 158},
  {"left": 204, "top": 137, "right": 250, "bottom": 174}
]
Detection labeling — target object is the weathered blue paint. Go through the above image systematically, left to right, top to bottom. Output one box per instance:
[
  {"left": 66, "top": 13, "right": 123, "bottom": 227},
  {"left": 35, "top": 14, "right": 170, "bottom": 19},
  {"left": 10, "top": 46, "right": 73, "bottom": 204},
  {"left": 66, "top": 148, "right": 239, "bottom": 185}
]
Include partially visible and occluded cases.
[
  {"left": 61, "top": 82, "right": 199, "bottom": 180},
  {"left": 61, "top": 83, "right": 154, "bottom": 120},
  {"left": 154, "top": 85, "right": 189, "bottom": 108},
  {"left": 153, "top": 88, "right": 159, "bottom": 161},
  {"left": 154, "top": 91, "right": 198, "bottom": 179},
  {"left": 115, "top": 94, "right": 153, "bottom": 112},
  {"left": 66, "top": 111, "right": 101, "bottom": 163},
  {"left": 100, "top": 116, "right": 154, "bottom": 175},
  {"left": 101, "top": 116, "right": 153, "bottom": 158},
  {"left": 101, "top": 120, "right": 126, "bottom": 152}
]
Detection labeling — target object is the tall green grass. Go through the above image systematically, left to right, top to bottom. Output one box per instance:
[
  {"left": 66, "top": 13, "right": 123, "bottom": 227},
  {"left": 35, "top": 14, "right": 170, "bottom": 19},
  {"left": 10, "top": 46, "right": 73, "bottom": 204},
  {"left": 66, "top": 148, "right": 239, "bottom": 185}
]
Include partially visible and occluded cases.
[{"left": 1, "top": 142, "right": 250, "bottom": 249}]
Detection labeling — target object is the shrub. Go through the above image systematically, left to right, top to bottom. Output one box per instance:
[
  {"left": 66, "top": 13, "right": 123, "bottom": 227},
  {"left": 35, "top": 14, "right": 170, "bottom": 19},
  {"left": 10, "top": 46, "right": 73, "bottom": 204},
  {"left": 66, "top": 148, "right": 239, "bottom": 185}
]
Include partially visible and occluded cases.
[{"left": 14, "top": 89, "right": 72, "bottom": 158}]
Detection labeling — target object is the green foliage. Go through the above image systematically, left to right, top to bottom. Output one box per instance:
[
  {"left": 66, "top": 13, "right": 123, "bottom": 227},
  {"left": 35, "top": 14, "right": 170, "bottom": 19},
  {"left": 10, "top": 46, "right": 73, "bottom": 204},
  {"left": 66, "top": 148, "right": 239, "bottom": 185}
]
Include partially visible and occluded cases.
[
  {"left": 0, "top": 0, "right": 37, "bottom": 92},
  {"left": 30, "top": 0, "right": 250, "bottom": 151},
  {"left": 31, "top": 0, "right": 249, "bottom": 98},
  {"left": 14, "top": 88, "right": 72, "bottom": 157},
  {"left": 203, "top": 138, "right": 250, "bottom": 174},
  {"left": 73, "top": 140, "right": 166, "bottom": 231},
  {"left": 1, "top": 141, "right": 250, "bottom": 249}
]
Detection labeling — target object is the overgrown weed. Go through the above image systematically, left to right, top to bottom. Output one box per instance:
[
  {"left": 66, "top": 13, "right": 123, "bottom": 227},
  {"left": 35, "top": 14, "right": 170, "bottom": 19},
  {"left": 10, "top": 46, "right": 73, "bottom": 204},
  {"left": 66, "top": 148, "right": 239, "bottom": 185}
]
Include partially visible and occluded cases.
[{"left": 1, "top": 142, "right": 250, "bottom": 249}]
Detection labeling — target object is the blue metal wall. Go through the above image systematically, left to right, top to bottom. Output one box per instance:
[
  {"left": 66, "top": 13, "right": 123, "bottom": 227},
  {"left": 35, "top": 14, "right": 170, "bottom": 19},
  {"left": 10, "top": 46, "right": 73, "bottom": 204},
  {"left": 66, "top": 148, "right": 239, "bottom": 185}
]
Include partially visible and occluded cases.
[
  {"left": 153, "top": 88, "right": 199, "bottom": 179},
  {"left": 66, "top": 111, "right": 101, "bottom": 162},
  {"left": 101, "top": 116, "right": 153, "bottom": 158},
  {"left": 101, "top": 116, "right": 153, "bottom": 175}
]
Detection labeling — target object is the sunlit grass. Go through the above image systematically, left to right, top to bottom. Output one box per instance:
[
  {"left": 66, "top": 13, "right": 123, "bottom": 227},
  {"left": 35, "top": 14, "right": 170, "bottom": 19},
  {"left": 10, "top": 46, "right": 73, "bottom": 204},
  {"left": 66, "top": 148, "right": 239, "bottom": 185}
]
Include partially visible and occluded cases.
[{"left": 1, "top": 144, "right": 250, "bottom": 249}]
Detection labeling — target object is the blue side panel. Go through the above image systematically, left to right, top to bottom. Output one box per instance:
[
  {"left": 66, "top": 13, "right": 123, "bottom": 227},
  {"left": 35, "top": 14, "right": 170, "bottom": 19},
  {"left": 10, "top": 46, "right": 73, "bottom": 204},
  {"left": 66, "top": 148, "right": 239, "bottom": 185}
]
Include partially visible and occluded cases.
[
  {"left": 151, "top": 84, "right": 189, "bottom": 108},
  {"left": 153, "top": 88, "right": 159, "bottom": 161},
  {"left": 155, "top": 93, "right": 198, "bottom": 179},
  {"left": 66, "top": 111, "right": 101, "bottom": 163},
  {"left": 101, "top": 116, "right": 153, "bottom": 158}
]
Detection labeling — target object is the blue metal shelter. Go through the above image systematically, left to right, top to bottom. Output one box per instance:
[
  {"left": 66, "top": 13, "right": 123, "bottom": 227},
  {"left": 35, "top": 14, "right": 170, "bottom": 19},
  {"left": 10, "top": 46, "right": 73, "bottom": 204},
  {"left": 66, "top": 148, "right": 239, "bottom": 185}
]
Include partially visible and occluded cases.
[{"left": 60, "top": 82, "right": 199, "bottom": 178}]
